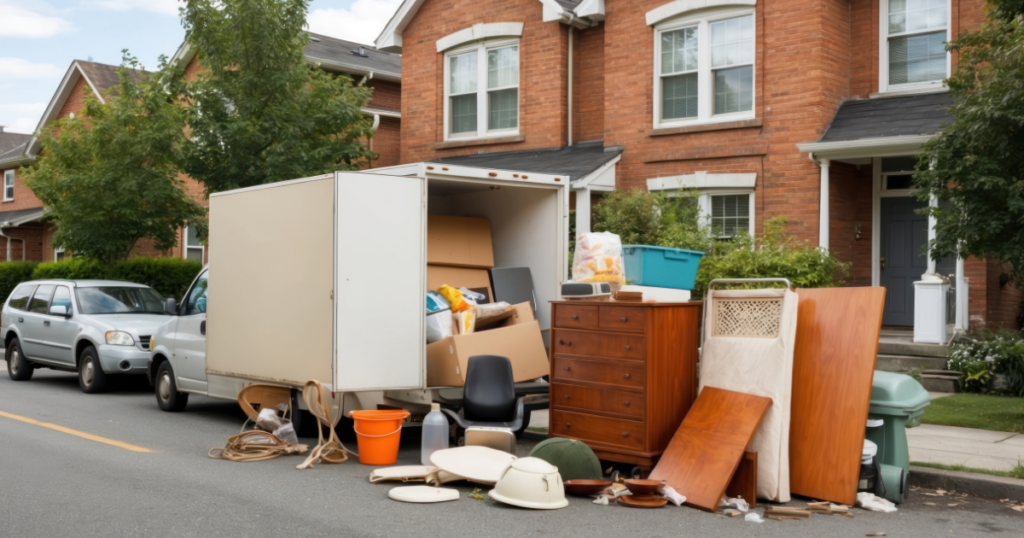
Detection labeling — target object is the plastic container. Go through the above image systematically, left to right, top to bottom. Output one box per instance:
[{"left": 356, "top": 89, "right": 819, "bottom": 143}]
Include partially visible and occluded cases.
[
  {"left": 621, "top": 245, "right": 704, "bottom": 290},
  {"left": 866, "top": 371, "right": 931, "bottom": 474},
  {"left": 421, "top": 403, "right": 449, "bottom": 465},
  {"left": 349, "top": 409, "right": 411, "bottom": 465},
  {"left": 858, "top": 440, "right": 879, "bottom": 493}
]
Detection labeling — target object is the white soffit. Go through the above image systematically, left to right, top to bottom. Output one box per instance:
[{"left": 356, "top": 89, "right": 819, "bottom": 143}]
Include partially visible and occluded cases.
[
  {"left": 575, "top": 0, "right": 607, "bottom": 19},
  {"left": 646, "top": 0, "right": 757, "bottom": 26},
  {"left": 436, "top": 22, "right": 525, "bottom": 53},
  {"left": 647, "top": 171, "right": 756, "bottom": 191}
]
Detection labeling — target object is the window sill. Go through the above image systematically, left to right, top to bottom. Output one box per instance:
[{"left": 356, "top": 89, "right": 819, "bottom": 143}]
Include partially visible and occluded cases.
[
  {"left": 870, "top": 86, "right": 948, "bottom": 99},
  {"left": 648, "top": 118, "right": 762, "bottom": 137},
  {"left": 436, "top": 135, "right": 525, "bottom": 150}
]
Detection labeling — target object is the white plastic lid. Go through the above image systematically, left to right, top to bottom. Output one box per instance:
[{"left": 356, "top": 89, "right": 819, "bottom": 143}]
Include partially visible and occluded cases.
[
  {"left": 431, "top": 403, "right": 440, "bottom": 412},
  {"left": 866, "top": 418, "right": 884, "bottom": 428},
  {"left": 863, "top": 439, "right": 877, "bottom": 458}
]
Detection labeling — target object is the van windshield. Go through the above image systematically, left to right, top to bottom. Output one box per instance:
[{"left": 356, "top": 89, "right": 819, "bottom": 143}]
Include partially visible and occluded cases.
[{"left": 76, "top": 287, "right": 166, "bottom": 315}]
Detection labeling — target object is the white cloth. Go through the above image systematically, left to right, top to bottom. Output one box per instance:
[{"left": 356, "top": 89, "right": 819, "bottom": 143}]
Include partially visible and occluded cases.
[
  {"left": 698, "top": 288, "right": 798, "bottom": 502},
  {"left": 663, "top": 486, "right": 687, "bottom": 507},
  {"left": 856, "top": 492, "right": 898, "bottom": 513},
  {"left": 744, "top": 512, "right": 765, "bottom": 523}
]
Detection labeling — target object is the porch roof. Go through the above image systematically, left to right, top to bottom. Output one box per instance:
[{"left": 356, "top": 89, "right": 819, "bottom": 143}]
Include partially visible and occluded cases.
[
  {"left": 428, "top": 143, "right": 623, "bottom": 184},
  {"left": 0, "top": 208, "right": 45, "bottom": 226}
]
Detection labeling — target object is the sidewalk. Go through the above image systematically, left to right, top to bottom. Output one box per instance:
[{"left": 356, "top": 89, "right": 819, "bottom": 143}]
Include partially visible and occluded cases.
[{"left": 908, "top": 423, "right": 1023, "bottom": 472}]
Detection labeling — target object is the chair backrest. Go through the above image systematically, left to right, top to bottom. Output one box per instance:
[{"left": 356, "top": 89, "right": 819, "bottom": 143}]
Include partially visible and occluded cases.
[{"left": 463, "top": 355, "right": 516, "bottom": 422}]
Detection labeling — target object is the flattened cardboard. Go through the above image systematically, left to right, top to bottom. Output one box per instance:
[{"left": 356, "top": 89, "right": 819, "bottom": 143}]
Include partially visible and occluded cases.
[
  {"left": 427, "top": 215, "right": 495, "bottom": 269},
  {"left": 427, "top": 265, "right": 494, "bottom": 301}
]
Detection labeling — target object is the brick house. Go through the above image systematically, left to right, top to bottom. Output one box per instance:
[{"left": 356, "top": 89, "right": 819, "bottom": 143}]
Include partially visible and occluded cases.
[{"left": 375, "top": 0, "right": 1021, "bottom": 333}]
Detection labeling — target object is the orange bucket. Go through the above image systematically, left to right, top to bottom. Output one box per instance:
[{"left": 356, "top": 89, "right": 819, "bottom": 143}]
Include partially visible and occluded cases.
[{"left": 349, "top": 409, "right": 411, "bottom": 465}]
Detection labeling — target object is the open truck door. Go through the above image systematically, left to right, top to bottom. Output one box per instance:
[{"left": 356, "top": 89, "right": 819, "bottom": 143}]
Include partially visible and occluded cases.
[{"left": 333, "top": 171, "right": 426, "bottom": 392}]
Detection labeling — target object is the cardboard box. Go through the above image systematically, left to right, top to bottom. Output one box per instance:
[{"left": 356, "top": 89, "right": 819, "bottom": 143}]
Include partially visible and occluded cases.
[
  {"left": 427, "top": 215, "right": 495, "bottom": 269},
  {"left": 427, "top": 265, "right": 493, "bottom": 301},
  {"left": 426, "top": 302, "right": 549, "bottom": 387}
]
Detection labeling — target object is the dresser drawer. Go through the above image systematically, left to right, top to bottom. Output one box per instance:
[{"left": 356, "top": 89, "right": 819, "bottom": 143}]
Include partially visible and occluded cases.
[
  {"left": 554, "top": 304, "right": 599, "bottom": 330},
  {"left": 599, "top": 306, "right": 646, "bottom": 333},
  {"left": 552, "top": 329, "right": 647, "bottom": 361},
  {"left": 551, "top": 356, "right": 646, "bottom": 390},
  {"left": 552, "top": 383, "right": 644, "bottom": 419},
  {"left": 550, "top": 409, "right": 644, "bottom": 451}
]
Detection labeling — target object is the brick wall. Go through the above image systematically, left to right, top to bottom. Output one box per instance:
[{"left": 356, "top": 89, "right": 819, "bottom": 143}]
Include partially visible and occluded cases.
[
  {"left": 572, "top": 23, "right": 604, "bottom": 143},
  {"left": 367, "top": 79, "right": 401, "bottom": 112},
  {"left": 371, "top": 116, "right": 402, "bottom": 168},
  {"left": 828, "top": 162, "right": 873, "bottom": 286},
  {"left": 0, "top": 166, "right": 44, "bottom": 212},
  {"left": 0, "top": 224, "right": 45, "bottom": 262}
]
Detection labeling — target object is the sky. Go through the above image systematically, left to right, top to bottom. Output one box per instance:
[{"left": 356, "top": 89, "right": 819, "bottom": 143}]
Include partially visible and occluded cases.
[{"left": 0, "top": 0, "right": 403, "bottom": 135}]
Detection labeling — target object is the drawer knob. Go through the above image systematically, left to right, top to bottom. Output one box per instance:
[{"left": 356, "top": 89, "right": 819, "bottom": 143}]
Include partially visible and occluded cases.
[
  {"left": 571, "top": 315, "right": 579, "bottom": 320},
  {"left": 620, "top": 317, "right": 627, "bottom": 322},
  {"left": 560, "top": 340, "right": 572, "bottom": 346},
  {"left": 624, "top": 345, "right": 631, "bottom": 351},
  {"left": 563, "top": 366, "right": 570, "bottom": 371},
  {"left": 623, "top": 373, "right": 630, "bottom": 379},
  {"left": 564, "top": 395, "right": 570, "bottom": 399},
  {"left": 623, "top": 401, "right": 630, "bottom": 406},
  {"left": 566, "top": 423, "right": 571, "bottom": 428},
  {"left": 622, "top": 431, "right": 629, "bottom": 437}
]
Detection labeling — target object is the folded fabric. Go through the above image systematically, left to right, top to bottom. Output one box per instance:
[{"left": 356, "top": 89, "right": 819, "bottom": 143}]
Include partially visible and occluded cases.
[{"left": 856, "top": 492, "right": 898, "bottom": 513}]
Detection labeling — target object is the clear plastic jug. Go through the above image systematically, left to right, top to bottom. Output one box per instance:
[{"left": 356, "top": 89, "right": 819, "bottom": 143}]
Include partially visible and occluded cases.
[{"left": 421, "top": 403, "right": 449, "bottom": 465}]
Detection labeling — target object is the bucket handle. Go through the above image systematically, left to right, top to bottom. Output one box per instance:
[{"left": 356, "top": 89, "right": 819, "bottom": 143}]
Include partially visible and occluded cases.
[
  {"left": 663, "top": 250, "right": 694, "bottom": 260},
  {"left": 353, "top": 425, "right": 404, "bottom": 438}
]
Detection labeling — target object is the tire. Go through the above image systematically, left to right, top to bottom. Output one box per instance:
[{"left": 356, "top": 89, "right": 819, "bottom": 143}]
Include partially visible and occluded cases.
[
  {"left": 6, "top": 338, "right": 32, "bottom": 381},
  {"left": 78, "top": 346, "right": 108, "bottom": 394},
  {"left": 155, "top": 361, "right": 188, "bottom": 412},
  {"left": 290, "top": 390, "right": 319, "bottom": 439}
]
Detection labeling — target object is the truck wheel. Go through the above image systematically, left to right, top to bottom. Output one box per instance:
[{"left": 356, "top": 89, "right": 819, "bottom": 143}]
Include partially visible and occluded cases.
[
  {"left": 6, "top": 338, "right": 32, "bottom": 381},
  {"left": 78, "top": 346, "right": 108, "bottom": 394},
  {"left": 156, "top": 361, "right": 188, "bottom": 412},
  {"left": 290, "top": 390, "right": 319, "bottom": 439}
]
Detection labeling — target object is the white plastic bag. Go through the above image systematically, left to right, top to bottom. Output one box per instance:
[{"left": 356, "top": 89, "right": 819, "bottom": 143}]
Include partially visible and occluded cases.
[
  {"left": 572, "top": 232, "right": 625, "bottom": 284},
  {"left": 459, "top": 288, "right": 487, "bottom": 304},
  {"left": 475, "top": 301, "right": 511, "bottom": 320},
  {"left": 426, "top": 309, "right": 454, "bottom": 343},
  {"left": 256, "top": 407, "right": 283, "bottom": 432},
  {"left": 273, "top": 422, "right": 299, "bottom": 445},
  {"left": 662, "top": 486, "right": 687, "bottom": 507},
  {"left": 857, "top": 492, "right": 898, "bottom": 513},
  {"left": 718, "top": 495, "right": 750, "bottom": 513},
  {"left": 744, "top": 512, "right": 765, "bottom": 523}
]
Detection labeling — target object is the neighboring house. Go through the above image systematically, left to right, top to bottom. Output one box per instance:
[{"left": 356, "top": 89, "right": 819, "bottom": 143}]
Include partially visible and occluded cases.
[{"left": 376, "top": 0, "right": 1020, "bottom": 332}]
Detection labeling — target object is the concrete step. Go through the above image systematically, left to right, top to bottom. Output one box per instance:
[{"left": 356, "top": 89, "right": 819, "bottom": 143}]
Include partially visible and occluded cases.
[
  {"left": 877, "top": 340, "right": 949, "bottom": 358},
  {"left": 876, "top": 354, "right": 948, "bottom": 373},
  {"left": 920, "top": 370, "right": 960, "bottom": 393}
]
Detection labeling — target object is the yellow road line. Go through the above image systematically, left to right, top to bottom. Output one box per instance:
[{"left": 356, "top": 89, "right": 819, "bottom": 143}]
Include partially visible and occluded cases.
[{"left": 0, "top": 410, "right": 152, "bottom": 453}]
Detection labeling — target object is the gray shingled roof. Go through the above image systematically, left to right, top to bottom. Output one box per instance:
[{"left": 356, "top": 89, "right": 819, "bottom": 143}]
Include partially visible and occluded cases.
[
  {"left": 554, "top": 0, "right": 584, "bottom": 10},
  {"left": 305, "top": 32, "right": 401, "bottom": 76},
  {"left": 77, "top": 60, "right": 147, "bottom": 98},
  {"left": 818, "top": 92, "right": 954, "bottom": 142},
  {"left": 0, "top": 131, "right": 31, "bottom": 162},
  {"left": 429, "top": 143, "right": 622, "bottom": 182},
  {"left": 0, "top": 207, "right": 45, "bottom": 225}
]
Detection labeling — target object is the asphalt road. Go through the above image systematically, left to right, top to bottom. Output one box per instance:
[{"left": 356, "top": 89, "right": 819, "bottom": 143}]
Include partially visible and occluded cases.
[{"left": 0, "top": 368, "right": 1021, "bottom": 538}]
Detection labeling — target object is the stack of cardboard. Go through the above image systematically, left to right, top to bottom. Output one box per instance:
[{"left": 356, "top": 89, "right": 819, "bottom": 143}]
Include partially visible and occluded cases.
[{"left": 424, "top": 215, "right": 549, "bottom": 387}]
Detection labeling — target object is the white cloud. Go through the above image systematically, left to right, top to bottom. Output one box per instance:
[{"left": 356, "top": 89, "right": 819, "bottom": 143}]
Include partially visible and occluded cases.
[
  {"left": 92, "top": 0, "right": 180, "bottom": 16},
  {"left": 306, "top": 0, "right": 403, "bottom": 47},
  {"left": 0, "top": 4, "right": 72, "bottom": 38},
  {"left": 0, "top": 58, "right": 63, "bottom": 79},
  {"left": 0, "top": 104, "right": 46, "bottom": 135}
]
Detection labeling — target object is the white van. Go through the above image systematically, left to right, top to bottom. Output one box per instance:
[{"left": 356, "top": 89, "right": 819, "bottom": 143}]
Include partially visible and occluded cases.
[{"left": 148, "top": 167, "right": 566, "bottom": 428}]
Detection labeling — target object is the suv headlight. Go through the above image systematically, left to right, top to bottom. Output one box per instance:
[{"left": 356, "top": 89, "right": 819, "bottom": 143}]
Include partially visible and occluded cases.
[
  {"left": 105, "top": 331, "right": 135, "bottom": 346},
  {"left": 149, "top": 337, "right": 155, "bottom": 351}
]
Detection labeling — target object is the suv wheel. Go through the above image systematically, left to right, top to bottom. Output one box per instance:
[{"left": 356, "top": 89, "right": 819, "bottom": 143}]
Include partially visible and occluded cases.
[
  {"left": 6, "top": 338, "right": 32, "bottom": 381},
  {"left": 78, "top": 346, "right": 108, "bottom": 393},
  {"left": 155, "top": 361, "right": 188, "bottom": 412}
]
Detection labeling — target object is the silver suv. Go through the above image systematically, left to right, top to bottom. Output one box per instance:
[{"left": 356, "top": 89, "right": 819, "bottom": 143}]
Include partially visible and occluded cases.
[{"left": 2, "top": 280, "right": 172, "bottom": 393}]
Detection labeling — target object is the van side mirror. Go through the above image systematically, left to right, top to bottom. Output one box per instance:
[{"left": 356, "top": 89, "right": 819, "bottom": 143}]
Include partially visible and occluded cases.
[
  {"left": 165, "top": 298, "right": 178, "bottom": 315},
  {"left": 49, "top": 305, "right": 68, "bottom": 317}
]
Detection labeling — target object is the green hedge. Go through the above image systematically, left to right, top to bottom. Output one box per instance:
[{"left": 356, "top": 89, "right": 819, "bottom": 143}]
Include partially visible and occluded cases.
[{"left": 0, "top": 257, "right": 202, "bottom": 303}]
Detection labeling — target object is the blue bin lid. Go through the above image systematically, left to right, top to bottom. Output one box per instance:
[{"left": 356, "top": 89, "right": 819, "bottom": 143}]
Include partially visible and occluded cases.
[
  {"left": 622, "top": 245, "right": 705, "bottom": 257},
  {"left": 869, "top": 371, "right": 930, "bottom": 415}
]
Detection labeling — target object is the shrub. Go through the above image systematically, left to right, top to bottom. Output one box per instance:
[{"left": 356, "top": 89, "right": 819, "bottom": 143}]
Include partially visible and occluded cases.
[
  {"left": 592, "top": 188, "right": 710, "bottom": 253},
  {"left": 28, "top": 257, "right": 201, "bottom": 301},
  {"left": 32, "top": 257, "right": 113, "bottom": 281},
  {"left": 0, "top": 261, "right": 39, "bottom": 303},
  {"left": 948, "top": 328, "right": 1024, "bottom": 395}
]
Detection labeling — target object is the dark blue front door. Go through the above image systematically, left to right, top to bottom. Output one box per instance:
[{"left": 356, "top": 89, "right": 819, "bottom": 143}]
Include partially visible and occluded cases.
[{"left": 880, "top": 197, "right": 928, "bottom": 326}]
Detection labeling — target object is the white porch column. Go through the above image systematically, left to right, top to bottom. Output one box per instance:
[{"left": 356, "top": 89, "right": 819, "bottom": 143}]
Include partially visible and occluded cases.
[
  {"left": 818, "top": 159, "right": 830, "bottom": 249},
  {"left": 575, "top": 187, "right": 591, "bottom": 236},
  {"left": 926, "top": 196, "right": 938, "bottom": 275},
  {"left": 955, "top": 254, "right": 966, "bottom": 333}
]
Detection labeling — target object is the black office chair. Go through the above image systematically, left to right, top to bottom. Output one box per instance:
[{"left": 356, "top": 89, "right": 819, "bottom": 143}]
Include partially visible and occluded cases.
[{"left": 442, "top": 355, "right": 526, "bottom": 437}]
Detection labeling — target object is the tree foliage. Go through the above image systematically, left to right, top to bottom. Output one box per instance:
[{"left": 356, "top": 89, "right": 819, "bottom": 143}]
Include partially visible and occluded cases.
[
  {"left": 178, "top": 0, "right": 375, "bottom": 194},
  {"left": 915, "top": 0, "right": 1024, "bottom": 282},
  {"left": 24, "top": 54, "right": 207, "bottom": 263},
  {"left": 592, "top": 188, "right": 711, "bottom": 252}
]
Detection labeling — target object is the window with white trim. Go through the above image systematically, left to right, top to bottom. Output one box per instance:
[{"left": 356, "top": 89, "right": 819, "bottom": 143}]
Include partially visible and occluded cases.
[
  {"left": 881, "top": 0, "right": 949, "bottom": 92},
  {"left": 655, "top": 9, "right": 755, "bottom": 128},
  {"left": 445, "top": 40, "right": 519, "bottom": 140},
  {"left": 4, "top": 170, "right": 14, "bottom": 202},
  {"left": 709, "top": 194, "right": 750, "bottom": 238},
  {"left": 184, "top": 225, "right": 204, "bottom": 263},
  {"left": 54, "top": 247, "right": 65, "bottom": 262}
]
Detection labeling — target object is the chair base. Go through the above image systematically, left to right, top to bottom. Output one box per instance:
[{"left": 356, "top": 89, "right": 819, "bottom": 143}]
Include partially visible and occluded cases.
[{"left": 465, "top": 427, "right": 517, "bottom": 454}]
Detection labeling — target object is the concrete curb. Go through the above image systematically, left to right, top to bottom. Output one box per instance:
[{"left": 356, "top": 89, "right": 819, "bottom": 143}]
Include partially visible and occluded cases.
[{"left": 910, "top": 465, "right": 1024, "bottom": 502}]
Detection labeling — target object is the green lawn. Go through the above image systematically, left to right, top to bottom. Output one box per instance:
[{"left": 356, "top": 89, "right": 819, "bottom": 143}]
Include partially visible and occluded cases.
[
  {"left": 921, "top": 393, "right": 1024, "bottom": 434},
  {"left": 911, "top": 461, "right": 1024, "bottom": 480}
]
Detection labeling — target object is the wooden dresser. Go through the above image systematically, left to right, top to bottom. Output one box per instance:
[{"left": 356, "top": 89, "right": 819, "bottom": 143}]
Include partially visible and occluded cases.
[{"left": 548, "top": 300, "right": 702, "bottom": 473}]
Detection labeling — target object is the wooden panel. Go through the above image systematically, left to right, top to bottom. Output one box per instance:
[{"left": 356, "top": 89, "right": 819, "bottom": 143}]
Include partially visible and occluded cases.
[
  {"left": 790, "top": 287, "right": 886, "bottom": 506},
  {"left": 554, "top": 304, "right": 599, "bottom": 330},
  {"left": 644, "top": 305, "right": 701, "bottom": 452},
  {"left": 598, "top": 306, "right": 646, "bottom": 333},
  {"left": 551, "top": 329, "right": 647, "bottom": 360},
  {"left": 551, "top": 356, "right": 646, "bottom": 390},
  {"left": 551, "top": 383, "right": 644, "bottom": 419},
  {"left": 649, "top": 387, "right": 771, "bottom": 512},
  {"left": 550, "top": 409, "right": 644, "bottom": 451},
  {"left": 726, "top": 452, "right": 758, "bottom": 509}
]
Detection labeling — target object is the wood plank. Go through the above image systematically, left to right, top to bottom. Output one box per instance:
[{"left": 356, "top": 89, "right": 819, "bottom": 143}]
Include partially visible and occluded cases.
[
  {"left": 790, "top": 287, "right": 886, "bottom": 506},
  {"left": 644, "top": 305, "right": 701, "bottom": 452},
  {"left": 649, "top": 387, "right": 771, "bottom": 512},
  {"left": 725, "top": 451, "right": 758, "bottom": 509}
]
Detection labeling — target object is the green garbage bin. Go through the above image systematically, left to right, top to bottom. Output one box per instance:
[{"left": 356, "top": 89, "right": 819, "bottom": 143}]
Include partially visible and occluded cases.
[{"left": 866, "top": 371, "right": 930, "bottom": 475}]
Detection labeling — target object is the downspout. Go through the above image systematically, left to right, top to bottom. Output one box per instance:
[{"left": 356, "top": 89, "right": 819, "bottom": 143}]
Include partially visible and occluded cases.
[
  {"left": 567, "top": 14, "right": 575, "bottom": 146},
  {"left": 368, "top": 114, "right": 381, "bottom": 169}
]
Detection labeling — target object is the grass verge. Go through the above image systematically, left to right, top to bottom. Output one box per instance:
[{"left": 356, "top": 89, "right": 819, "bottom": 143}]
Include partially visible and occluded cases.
[
  {"left": 921, "top": 393, "right": 1024, "bottom": 434},
  {"left": 911, "top": 461, "right": 1024, "bottom": 480}
]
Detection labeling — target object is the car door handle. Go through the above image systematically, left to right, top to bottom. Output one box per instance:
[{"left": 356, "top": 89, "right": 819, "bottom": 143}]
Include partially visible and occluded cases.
[
  {"left": 17, "top": 317, "right": 23, "bottom": 323},
  {"left": 43, "top": 320, "right": 50, "bottom": 326},
  {"left": 200, "top": 320, "right": 206, "bottom": 336}
]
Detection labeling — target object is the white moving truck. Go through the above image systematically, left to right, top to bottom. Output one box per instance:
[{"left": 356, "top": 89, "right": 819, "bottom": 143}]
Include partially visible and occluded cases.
[{"left": 148, "top": 166, "right": 567, "bottom": 426}]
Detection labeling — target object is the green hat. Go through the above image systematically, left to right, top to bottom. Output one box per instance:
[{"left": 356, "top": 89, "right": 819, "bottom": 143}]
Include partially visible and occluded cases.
[{"left": 528, "top": 438, "right": 602, "bottom": 481}]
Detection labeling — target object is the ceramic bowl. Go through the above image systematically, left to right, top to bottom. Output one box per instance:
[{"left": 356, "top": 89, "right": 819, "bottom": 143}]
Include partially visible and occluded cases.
[
  {"left": 624, "top": 478, "right": 666, "bottom": 495},
  {"left": 563, "top": 479, "right": 613, "bottom": 496}
]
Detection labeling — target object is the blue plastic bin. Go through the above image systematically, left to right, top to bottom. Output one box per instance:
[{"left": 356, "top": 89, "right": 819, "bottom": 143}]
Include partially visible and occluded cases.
[{"left": 621, "top": 245, "right": 704, "bottom": 290}]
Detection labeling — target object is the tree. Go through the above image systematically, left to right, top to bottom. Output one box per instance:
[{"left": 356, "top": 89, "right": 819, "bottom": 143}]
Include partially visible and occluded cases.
[
  {"left": 178, "top": 0, "right": 375, "bottom": 194},
  {"left": 915, "top": 0, "right": 1024, "bottom": 282},
  {"left": 24, "top": 54, "right": 208, "bottom": 263}
]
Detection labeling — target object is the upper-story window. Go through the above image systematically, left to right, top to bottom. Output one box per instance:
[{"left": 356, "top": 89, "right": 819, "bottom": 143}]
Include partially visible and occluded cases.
[
  {"left": 881, "top": 0, "right": 949, "bottom": 92},
  {"left": 654, "top": 9, "right": 755, "bottom": 129},
  {"left": 445, "top": 41, "right": 520, "bottom": 140},
  {"left": 3, "top": 170, "right": 14, "bottom": 202}
]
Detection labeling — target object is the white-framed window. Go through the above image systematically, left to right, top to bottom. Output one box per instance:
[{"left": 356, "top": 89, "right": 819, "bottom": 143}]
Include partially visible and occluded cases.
[
  {"left": 880, "top": 0, "right": 949, "bottom": 93},
  {"left": 654, "top": 9, "right": 755, "bottom": 129},
  {"left": 444, "top": 39, "right": 520, "bottom": 141},
  {"left": 880, "top": 155, "right": 920, "bottom": 192},
  {"left": 3, "top": 170, "right": 14, "bottom": 202},
  {"left": 647, "top": 172, "right": 756, "bottom": 238},
  {"left": 184, "top": 225, "right": 204, "bottom": 263},
  {"left": 54, "top": 247, "right": 65, "bottom": 262}
]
